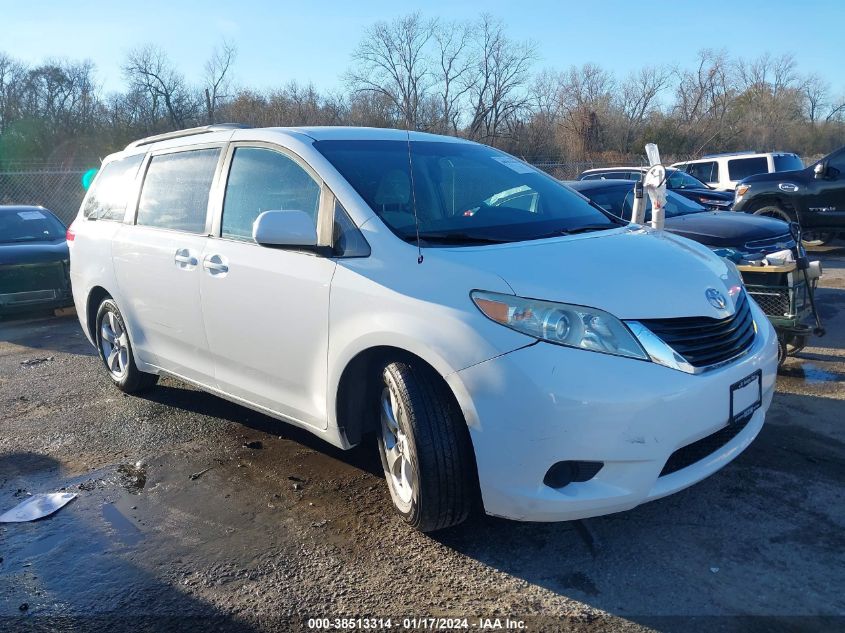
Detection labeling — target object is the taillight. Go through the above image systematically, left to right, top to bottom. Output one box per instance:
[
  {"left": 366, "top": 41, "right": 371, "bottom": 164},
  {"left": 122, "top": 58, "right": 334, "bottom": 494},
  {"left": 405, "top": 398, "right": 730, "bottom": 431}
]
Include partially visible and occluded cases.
[{"left": 66, "top": 222, "right": 76, "bottom": 242}]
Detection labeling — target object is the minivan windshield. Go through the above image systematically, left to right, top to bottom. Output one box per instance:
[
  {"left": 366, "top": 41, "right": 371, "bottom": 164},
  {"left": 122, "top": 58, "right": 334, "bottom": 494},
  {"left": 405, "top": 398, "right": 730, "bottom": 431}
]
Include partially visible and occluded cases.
[{"left": 315, "top": 140, "right": 621, "bottom": 244}]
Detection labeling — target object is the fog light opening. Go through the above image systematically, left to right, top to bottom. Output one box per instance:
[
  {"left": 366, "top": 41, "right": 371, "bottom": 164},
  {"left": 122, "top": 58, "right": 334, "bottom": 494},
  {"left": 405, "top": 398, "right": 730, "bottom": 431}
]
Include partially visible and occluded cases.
[{"left": 543, "top": 461, "right": 604, "bottom": 489}]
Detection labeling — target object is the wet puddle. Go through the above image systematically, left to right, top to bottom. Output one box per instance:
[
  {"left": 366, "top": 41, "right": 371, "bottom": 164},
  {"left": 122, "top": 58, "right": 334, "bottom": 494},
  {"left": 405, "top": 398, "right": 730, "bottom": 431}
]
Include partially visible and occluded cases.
[
  {"left": 783, "top": 362, "right": 842, "bottom": 384},
  {"left": 101, "top": 502, "right": 144, "bottom": 547}
]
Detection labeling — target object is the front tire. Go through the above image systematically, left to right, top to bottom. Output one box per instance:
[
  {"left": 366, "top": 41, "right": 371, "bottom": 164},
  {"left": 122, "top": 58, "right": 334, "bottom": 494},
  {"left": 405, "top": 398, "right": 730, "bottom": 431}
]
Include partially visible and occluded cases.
[
  {"left": 752, "top": 205, "right": 793, "bottom": 224},
  {"left": 95, "top": 298, "right": 158, "bottom": 393},
  {"left": 377, "top": 361, "right": 476, "bottom": 532}
]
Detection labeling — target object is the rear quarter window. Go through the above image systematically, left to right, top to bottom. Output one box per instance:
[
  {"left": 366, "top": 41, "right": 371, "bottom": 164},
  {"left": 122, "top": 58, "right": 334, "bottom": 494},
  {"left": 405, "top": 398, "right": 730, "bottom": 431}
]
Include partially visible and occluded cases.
[
  {"left": 136, "top": 148, "right": 220, "bottom": 233},
  {"left": 82, "top": 154, "right": 144, "bottom": 221},
  {"left": 773, "top": 154, "right": 804, "bottom": 172},
  {"left": 727, "top": 157, "right": 768, "bottom": 181},
  {"left": 687, "top": 161, "right": 719, "bottom": 184}
]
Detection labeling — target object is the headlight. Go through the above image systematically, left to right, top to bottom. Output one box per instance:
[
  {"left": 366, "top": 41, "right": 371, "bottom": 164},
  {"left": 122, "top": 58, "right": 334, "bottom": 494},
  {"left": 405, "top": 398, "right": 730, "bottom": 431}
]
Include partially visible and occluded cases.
[
  {"left": 735, "top": 184, "right": 750, "bottom": 200},
  {"left": 471, "top": 290, "right": 649, "bottom": 360}
]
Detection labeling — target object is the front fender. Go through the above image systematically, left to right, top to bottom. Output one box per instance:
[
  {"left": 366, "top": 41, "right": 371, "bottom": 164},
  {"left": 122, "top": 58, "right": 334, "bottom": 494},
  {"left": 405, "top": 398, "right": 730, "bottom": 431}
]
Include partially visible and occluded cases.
[{"left": 325, "top": 260, "right": 532, "bottom": 431}]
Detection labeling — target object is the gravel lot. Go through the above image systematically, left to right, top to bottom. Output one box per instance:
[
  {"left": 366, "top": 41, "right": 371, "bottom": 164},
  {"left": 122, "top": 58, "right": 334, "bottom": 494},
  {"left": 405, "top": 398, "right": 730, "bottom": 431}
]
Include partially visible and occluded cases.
[{"left": 1, "top": 249, "right": 844, "bottom": 633}]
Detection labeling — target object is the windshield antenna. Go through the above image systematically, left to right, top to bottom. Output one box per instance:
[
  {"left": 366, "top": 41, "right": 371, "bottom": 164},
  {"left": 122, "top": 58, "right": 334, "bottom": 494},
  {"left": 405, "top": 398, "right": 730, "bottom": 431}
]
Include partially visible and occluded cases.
[{"left": 405, "top": 129, "right": 424, "bottom": 264}]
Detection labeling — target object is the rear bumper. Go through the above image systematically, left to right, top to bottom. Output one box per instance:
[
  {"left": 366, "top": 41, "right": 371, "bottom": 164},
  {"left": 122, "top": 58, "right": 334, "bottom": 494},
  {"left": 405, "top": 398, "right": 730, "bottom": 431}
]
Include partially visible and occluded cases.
[
  {"left": 0, "top": 289, "right": 73, "bottom": 315},
  {"left": 447, "top": 300, "right": 779, "bottom": 522}
]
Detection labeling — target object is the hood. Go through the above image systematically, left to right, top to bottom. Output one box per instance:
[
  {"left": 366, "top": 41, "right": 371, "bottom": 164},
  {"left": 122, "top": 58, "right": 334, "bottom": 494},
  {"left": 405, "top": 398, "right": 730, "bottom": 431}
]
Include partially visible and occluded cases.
[
  {"left": 741, "top": 167, "right": 809, "bottom": 185},
  {"left": 682, "top": 188, "right": 734, "bottom": 201},
  {"left": 664, "top": 211, "right": 790, "bottom": 248},
  {"left": 430, "top": 227, "right": 742, "bottom": 320},
  {"left": 0, "top": 239, "right": 69, "bottom": 266}
]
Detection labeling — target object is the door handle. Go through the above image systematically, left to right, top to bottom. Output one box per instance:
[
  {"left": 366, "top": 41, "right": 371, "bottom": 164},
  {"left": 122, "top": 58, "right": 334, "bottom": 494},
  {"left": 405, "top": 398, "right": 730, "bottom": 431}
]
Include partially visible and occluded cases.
[
  {"left": 174, "top": 248, "right": 197, "bottom": 267},
  {"left": 202, "top": 255, "right": 229, "bottom": 274}
]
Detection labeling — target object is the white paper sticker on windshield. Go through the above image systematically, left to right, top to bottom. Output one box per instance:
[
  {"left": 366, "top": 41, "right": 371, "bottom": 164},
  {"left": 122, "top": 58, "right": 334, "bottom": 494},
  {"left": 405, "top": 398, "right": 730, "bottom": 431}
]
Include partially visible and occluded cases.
[
  {"left": 492, "top": 156, "right": 535, "bottom": 174},
  {"left": 18, "top": 210, "right": 46, "bottom": 220}
]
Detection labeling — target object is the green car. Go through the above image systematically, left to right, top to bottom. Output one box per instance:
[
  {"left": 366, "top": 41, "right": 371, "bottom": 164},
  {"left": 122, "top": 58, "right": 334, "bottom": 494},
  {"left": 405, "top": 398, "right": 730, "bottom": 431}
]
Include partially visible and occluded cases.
[{"left": 0, "top": 205, "right": 73, "bottom": 316}]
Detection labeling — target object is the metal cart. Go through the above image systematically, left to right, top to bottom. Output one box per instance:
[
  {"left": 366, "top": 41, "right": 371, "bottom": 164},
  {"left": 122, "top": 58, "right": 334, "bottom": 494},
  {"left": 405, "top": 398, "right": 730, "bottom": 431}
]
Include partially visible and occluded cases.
[{"left": 739, "top": 261, "right": 823, "bottom": 366}]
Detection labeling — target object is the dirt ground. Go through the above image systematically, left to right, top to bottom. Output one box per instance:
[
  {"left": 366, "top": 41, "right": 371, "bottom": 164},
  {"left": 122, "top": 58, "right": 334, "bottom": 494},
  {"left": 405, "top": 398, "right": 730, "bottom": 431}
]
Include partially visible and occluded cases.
[{"left": 1, "top": 249, "right": 844, "bottom": 633}]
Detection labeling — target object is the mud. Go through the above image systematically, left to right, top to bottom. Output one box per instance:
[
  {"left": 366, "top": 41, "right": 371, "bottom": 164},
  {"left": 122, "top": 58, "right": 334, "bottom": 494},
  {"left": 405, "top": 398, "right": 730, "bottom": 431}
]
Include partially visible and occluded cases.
[{"left": 1, "top": 248, "right": 844, "bottom": 632}]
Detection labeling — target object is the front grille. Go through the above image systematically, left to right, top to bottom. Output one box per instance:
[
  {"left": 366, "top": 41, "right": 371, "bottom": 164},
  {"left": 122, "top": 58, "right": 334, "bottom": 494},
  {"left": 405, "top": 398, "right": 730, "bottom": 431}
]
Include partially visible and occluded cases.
[
  {"left": 639, "top": 291, "right": 755, "bottom": 368},
  {"left": 660, "top": 418, "right": 750, "bottom": 477}
]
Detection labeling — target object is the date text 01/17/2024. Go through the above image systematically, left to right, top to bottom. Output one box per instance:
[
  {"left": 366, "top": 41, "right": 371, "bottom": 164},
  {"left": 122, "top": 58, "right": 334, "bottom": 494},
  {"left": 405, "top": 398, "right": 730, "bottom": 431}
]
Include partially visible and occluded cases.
[{"left": 306, "top": 617, "right": 527, "bottom": 629}]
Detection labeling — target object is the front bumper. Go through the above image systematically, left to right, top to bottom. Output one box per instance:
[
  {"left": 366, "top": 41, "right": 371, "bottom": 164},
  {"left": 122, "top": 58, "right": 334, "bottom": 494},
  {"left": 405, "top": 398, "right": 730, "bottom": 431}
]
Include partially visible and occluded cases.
[{"left": 447, "top": 300, "right": 778, "bottom": 522}]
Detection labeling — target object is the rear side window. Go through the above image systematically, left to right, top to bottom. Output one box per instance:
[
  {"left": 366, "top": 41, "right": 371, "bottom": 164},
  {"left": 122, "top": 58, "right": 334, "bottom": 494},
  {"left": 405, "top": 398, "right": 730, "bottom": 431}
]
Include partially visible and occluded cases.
[
  {"left": 221, "top": 147, "right": 321, "bottom": 241},
  {"left": 136, "top": 148, "right": 220, "bottom": 233},
  {"left": 82, "top": 154, "right": 144, "bottom": 221},
  {"left": 773, "top": 154, "right": 804, "bottom": 172},
  {"left": 727, "top": 157, "right": 768, "bottom": 181},
  {"left": 687, "top": 161, "right": 719, "bottom": 184}
]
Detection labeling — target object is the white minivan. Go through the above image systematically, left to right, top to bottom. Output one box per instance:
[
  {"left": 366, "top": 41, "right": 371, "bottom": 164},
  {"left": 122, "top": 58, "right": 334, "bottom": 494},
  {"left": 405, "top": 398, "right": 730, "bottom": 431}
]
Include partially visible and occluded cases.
[{"left": 68, "top": 125, "right": 778, "bottom": 531}]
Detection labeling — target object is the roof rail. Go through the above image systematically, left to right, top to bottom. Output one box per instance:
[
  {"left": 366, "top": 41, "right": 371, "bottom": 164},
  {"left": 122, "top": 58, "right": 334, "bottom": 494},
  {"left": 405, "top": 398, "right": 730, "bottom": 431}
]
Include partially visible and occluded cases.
[
  {"left": 125, "top": 123, "right": 252, "bottom": 150},
  {"left": 701, "top": 150, "right": 760, "bottom": 159}
]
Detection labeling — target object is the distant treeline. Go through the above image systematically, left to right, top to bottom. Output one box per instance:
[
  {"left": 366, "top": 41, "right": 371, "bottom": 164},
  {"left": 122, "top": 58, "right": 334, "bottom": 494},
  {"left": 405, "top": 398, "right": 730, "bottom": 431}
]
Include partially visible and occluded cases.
[{"left": 1, "top": 12, "right": 844, "bottom": 167}]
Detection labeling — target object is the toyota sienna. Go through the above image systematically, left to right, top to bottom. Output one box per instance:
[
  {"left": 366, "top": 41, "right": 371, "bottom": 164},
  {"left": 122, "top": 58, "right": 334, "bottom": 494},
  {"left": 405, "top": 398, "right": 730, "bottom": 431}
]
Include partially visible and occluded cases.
[{"left": 68, "top": 125, "right": 778, "bottom": 531}]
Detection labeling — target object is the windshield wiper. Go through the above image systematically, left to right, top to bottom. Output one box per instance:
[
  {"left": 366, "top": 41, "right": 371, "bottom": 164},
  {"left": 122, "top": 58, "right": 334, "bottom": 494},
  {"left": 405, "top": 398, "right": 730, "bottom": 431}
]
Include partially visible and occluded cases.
[
  {"left": 534, "top": 224, "right": 617, "bottom": 239},
  {"left": 410, "top": 232, "right": 511, "bottom": 245}
]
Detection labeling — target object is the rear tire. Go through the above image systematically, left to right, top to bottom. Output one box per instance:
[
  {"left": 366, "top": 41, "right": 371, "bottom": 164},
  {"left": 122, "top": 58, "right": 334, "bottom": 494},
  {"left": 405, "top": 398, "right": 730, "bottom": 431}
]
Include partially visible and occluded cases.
[
  {"left": 800, "top": 230, "right": 836, "bottom": 247},
  {"left": 95, "top": 298, "right": 158, "bottom": 393},
  {"left": 376, "top": 360, "right": 476, "bottom": 532}
]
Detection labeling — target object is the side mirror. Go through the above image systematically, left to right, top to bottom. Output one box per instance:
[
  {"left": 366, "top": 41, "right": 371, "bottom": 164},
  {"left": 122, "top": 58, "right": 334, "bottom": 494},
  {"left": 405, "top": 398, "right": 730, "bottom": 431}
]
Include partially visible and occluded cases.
[
  {"left": 814, "top": 162, "right": 827, "bottom": 179},
  {"left": 253, "top": 210, "right": 318, "bottom": 249}
]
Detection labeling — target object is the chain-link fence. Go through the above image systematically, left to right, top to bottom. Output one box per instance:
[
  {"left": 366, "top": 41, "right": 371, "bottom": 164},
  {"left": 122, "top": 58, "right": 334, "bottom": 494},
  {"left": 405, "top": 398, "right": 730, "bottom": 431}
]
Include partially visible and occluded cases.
[
  {"left": 0, "top": 160, "right": 607, "bottom": 228},
  {"left": 0, "top": 167, "right": 87, "bottom": 226}
]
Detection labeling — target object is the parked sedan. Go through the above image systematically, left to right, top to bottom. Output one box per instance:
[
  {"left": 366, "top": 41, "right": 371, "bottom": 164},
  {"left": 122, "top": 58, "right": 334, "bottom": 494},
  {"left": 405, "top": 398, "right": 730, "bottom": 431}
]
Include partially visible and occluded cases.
[
  {"left": 578, "top": 167, "right": 735, "bottom": 210},
  {"left": 568, "top": 180, "right": 794, "bottom": 257},
  {"left": 0, "top": 205, "right": 72, "bottom": 316}
]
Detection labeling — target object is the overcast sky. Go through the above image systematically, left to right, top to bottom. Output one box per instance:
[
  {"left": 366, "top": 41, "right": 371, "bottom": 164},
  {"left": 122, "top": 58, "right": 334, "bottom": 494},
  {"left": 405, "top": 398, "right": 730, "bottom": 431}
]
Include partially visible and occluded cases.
[{"left": 4, "top": 0, "right": 844, "bottom": 95}]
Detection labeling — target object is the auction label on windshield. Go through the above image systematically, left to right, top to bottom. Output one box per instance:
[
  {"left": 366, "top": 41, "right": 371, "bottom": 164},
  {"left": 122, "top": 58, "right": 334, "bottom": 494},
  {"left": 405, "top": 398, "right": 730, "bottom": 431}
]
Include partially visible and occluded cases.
[
  {"left": 491, "top": 156, "right": 535, "bottom": 174},
  {"left": 18, "top": 210, "right": 46, "bottom": 220}
]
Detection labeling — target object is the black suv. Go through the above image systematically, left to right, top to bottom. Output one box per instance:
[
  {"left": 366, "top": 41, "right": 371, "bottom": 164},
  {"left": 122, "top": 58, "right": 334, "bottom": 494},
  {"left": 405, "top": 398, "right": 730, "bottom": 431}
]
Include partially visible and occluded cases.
[{"left": 732, "top": 145, "right": 845, "bottom": 245}]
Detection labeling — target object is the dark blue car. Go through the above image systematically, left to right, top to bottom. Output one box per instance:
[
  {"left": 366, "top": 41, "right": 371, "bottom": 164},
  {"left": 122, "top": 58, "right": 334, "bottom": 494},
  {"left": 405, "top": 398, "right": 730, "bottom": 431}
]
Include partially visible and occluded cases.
[
  {"left": 578, "top": 166, "right": 735, "bottom": 210},
  {"left": 0, "top": 205, "right": 73, "bottom": 315}
]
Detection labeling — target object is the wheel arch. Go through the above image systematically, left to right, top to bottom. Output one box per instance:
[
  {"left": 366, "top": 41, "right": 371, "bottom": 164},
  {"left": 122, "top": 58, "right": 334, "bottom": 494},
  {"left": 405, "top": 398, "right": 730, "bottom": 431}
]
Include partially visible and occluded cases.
[
  {"left": 745, "top": 194, "right": 796, "bottom": 215},
  {"left": 85, "top": 285, "right": 112, "bottom": 342},
  {"left": 333, "top": 344, "right": 468, "bottom": 448}
]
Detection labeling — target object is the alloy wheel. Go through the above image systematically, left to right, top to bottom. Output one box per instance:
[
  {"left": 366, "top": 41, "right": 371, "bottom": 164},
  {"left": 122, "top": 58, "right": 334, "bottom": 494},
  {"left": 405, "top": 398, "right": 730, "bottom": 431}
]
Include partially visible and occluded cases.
[
  {"left": 100, "top": 311, "right": 129, "bottom": 379},
  {"left": 380, "top": 384, "right": 415, "bottom": 507}
]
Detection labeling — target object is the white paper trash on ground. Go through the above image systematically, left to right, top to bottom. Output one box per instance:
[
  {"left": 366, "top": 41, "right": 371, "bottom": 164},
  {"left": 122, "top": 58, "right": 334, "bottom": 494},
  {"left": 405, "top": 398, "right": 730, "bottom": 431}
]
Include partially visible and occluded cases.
[{"left": 0, "top": 492, "right": 77, "bottom": 523}]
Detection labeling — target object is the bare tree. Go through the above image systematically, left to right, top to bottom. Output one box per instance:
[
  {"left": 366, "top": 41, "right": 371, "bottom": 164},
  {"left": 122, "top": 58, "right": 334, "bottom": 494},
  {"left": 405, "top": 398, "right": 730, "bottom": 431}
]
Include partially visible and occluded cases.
[
  {"left": 346, "top": 13, "right": 435, "bottom": 128},
  {"left": 465, "top": 14, "right": 536, "bottom": 143},
  {"left": 431, "top": 20, "right": 473, "bottom": 134},
  {"left": 204, "top": 40, "right": 237, "bottom": 124},
  {"left": 123, "top": 45, "right": 197, "bottom": 129},
  {"left": 673, "top": 49, "right": 739, "bottom": 155},
  {"left": 0, "top": 53, "right": 27, "bottom": 133},
  {"left": 556, "top": 63, "right": 615, "bottom": 157},
  {"left": 616, "top": 66, "right": 671, "bottom": 152},
  {"left": 802, "top": 74, "right": 829, "bottom": 124}
]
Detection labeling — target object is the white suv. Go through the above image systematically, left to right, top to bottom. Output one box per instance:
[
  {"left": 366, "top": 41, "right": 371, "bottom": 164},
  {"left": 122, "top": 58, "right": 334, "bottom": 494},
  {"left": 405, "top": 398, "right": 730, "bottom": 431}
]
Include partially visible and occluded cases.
[
  {"left": 68, "top": 125, "right": 778, "bottom": 531},
  {"left": 672, "top": 152, "right": 804, "bottom": 191}
]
